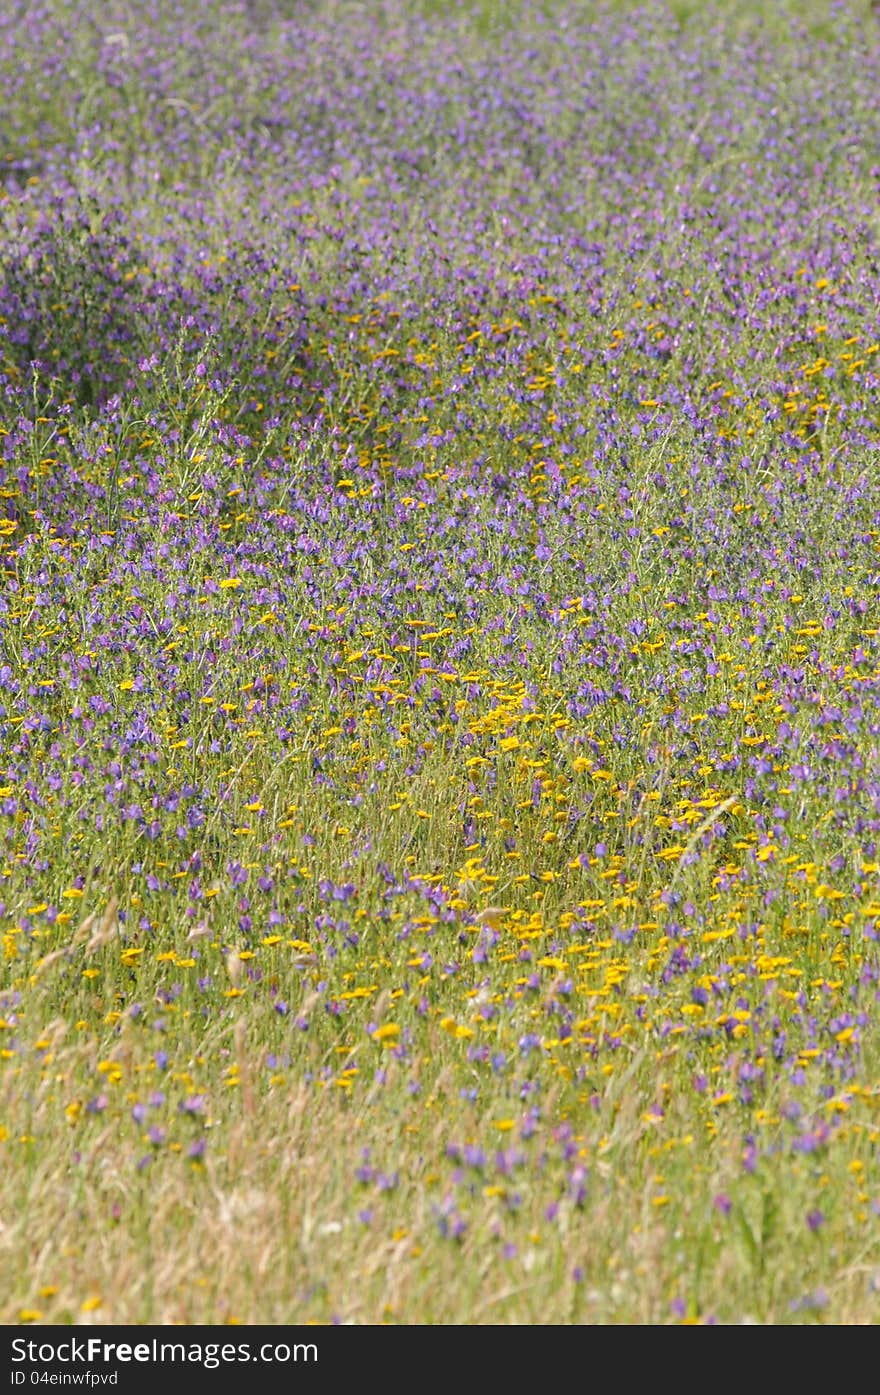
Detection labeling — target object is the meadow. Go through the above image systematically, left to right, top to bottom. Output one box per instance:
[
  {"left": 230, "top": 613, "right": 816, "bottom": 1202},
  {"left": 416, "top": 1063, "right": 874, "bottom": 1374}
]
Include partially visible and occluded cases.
[{"left": 1, "top": 0, "right": 879, "bottom": 1324}]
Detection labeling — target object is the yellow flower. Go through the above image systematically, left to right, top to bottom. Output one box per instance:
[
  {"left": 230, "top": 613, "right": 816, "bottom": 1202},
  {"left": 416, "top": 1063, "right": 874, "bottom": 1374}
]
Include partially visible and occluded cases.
[{"left": 372, "top": 1023, "right": 400, "bottom": 1041}]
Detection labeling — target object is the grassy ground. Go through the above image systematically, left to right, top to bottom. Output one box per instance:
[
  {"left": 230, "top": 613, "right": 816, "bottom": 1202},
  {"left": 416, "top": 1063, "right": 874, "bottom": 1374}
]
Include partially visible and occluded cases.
[{"left": 1, "top": 0, "right": 879, "bottom": 1323}]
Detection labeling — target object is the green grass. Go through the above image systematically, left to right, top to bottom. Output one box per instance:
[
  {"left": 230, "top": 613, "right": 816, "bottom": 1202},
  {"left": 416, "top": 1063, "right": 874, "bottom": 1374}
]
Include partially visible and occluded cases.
[{"left": 1, "top": 0, "right": 879, "bottom": 1324}]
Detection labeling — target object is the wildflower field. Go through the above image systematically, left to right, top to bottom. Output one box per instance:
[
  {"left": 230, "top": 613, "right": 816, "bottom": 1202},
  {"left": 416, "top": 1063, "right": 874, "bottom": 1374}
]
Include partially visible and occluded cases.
[{"left": 1, "top": 0, "right": 879, "bottom": 1326}]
